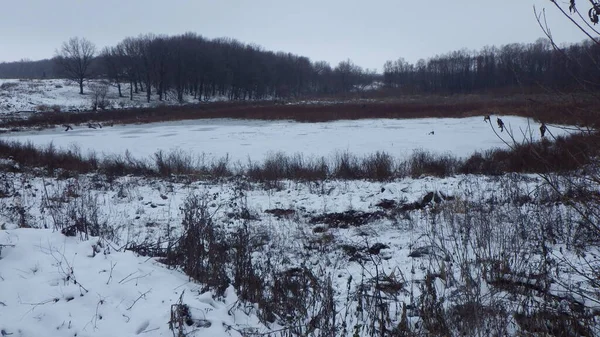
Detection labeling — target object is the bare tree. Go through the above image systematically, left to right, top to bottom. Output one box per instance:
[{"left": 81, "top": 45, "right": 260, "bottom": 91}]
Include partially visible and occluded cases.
[
  {"left": 55, "top": 37, "right": 96, "bottom": 95},
  {"left": 100, "top": 46, "right": 125, "bottom": 98}
]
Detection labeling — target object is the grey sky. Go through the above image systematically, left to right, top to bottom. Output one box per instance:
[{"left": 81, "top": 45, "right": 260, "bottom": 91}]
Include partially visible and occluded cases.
[{"left": 0, "top": 0, "right": 587, "bottom": 71}]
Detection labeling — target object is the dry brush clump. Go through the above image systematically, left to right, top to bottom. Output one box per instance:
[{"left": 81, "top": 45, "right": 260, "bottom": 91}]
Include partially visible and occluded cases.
[
  {"left": 2, "top": 131, "right": 598, "bottom": 183},
  {"left": 460, "top": 132, "right": 600, "bottom": 175},
  {"left": 406, "top": 149, "right": 460, "bottom": 178},
  {"left": 247, "top": 152, "right": 327, "bottom": 182},
  {"left": 410, "top": 175, "right": 600, "bottom": 336},
  {"left": 39, "top": 176, "right": 115, "bottom": 241},
  {"left": 159, "top": 191, "right": 342, "bottom": 336}
]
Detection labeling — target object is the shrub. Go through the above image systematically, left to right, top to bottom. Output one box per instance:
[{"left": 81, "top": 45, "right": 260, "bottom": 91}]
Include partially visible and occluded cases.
[
  {"left": 90, "top": 82, "right": 110, "bottom": 111},
  {"left": 459, "top": 132, "right": 600, "bottom": 175},
  {"left": 154, "top": 149, "right": 196, "bottom": 177},
  {"left": 408, "top": 149, "right": 459, "bottom": 178},
  {"left": 332, "top": 150, "right": 362, "bottom": 179},
  {"left": 361, "top": 151, "right": 395, "bottom": 181},
  {"left": 166, "top": 193, "right": 230, "bottom": 296}
]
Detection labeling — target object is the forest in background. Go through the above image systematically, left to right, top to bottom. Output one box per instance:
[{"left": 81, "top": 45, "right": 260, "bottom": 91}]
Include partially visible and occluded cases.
[{"left": 0, "top": 33, "right": 598, "bottom": 102}]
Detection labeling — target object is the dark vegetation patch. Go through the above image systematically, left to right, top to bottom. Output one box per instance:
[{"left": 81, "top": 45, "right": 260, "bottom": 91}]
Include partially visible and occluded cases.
[
  {"left": 2, "top": 94, "right": 599, "bottom": 130},
  {"left": 0, "top": 129, "right": 598, "bottom": 181},
  {"left": 460, "top": 132, "right": 600, "bottom": 175},
  {"left": 377, "top": 191, "right": 453, "bottom": 214},
  {"left": 375, "top": 199, "right": 397, "bottom": 209},
  {"left": 264, "top": 208, "right": 296, "bottom": 219},
  {"left": 309, "top": 210, "right": 386, "bottom": 229},
  {"left": 339, "top": 242, "right": 391, "bottom": 262},
  {"left": 514, "top": 309, "right": 592, "bottom": 337}
]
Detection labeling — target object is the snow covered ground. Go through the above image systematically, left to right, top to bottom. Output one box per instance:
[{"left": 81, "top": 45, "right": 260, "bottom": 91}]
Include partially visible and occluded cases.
[
  {"left": 0, "top": 78, "right": 209, "bottom": 115},
  {"left": 0, "top": 87, "right": 595, "bottom": 336},
  {"left": 0, "top": 116, "right": 569, "bottom": 163},
  {"left": 1, "top": 170, "right": 596, "bottom": 336},
  {"left": 0, "top": 173, "right": 518, "bottom": 336},
  {"left": 0, "top": 228, "right": 265, "bottom": 337}
]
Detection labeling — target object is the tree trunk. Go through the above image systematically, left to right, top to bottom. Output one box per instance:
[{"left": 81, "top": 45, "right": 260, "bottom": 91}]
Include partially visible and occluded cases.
[
  {"left": 79, "top": 79, "right": 84, "bottom": 95},
  {"left": 146, "top": 79, "right": 151, "bottom": 103}
]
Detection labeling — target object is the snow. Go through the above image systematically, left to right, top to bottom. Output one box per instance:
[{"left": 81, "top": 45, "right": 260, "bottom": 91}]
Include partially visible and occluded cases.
[
  {"left": 0, "top": 79, "right": 212, "bottom": 115},
  {"left": 0, "top": 116, "right": 570, "bottom": 163},
  {"left": 0, "top": 169, "right": 597, "bottom": 335},
  {"left": 0, "top": 172, "right": 457, "bottom": 336},
  {"left": 0, "top": 173, "right": 466, "bottom": 337},
  {"left": 0, "top": 228, "right": 265, "bottom": 337}
]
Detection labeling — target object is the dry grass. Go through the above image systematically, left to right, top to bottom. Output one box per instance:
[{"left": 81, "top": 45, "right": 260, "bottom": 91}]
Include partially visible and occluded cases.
[
  {"left": 2, "top": 93, "right": 598, "bottom": 130},
  {"left": 1, "top": 130, "right": 597, "bottom": 181},
  {"left": 460, "top": 132, "right": 600, "bottom": 175}
]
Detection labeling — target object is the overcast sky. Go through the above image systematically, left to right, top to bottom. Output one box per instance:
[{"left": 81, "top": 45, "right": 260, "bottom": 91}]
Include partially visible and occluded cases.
[{"left": 0, "top": 0, "right": 588, "bottom": 71}]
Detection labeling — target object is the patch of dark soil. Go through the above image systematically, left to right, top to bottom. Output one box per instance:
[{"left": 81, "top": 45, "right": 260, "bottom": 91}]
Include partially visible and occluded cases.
[
  {"left": 397, "top": 191, "right": 454, "bottom": 212},
  {"left": 375, "top": 199, "right": 396, "bottom": 209},
  {"left": 227, "top": 208, "right": 260, "bottom": 221},
  {"left": 264, "top": 208, "right": 296, "bottom": 219},
  {"left": 309, "top": 210, "right": 385, "bottom": 229},
  {"left": 312, "top": 226, "right": 327, "bottom": 233},
  {"left": 340, "top": 242, "right": 390, "bottom": 262},
  {"left": 368, "top": 243, "right": 390, "bottom": 255},
  {"left": 340, "top": 244, "right": 364, "bottom": 261},
  {"left": 408, "top": 245, "right": 439, "bottom": 258}
]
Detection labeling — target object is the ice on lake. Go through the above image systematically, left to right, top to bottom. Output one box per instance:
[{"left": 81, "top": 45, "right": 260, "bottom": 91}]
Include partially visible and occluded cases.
[{"left": 1, "top": 116, "right": 571, "bottom": 162}]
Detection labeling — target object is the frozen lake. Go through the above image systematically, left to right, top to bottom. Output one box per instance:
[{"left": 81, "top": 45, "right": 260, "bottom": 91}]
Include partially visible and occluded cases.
[{"left": 1, "top": 117, "right": 569, "bottom": 162}]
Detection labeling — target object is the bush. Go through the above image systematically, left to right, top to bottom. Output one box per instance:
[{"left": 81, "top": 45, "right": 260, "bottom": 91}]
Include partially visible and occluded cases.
[
  {"left": 90, "top": 82, "right": 110, "bottom": 111},
  {"left": 459, "top": 132, "right": 600, "bottom": 175},
  {"left": 408, "top": 149, "right": 459, "bottom": 178},
  {"left": 332, "top": 151, "right": 362, "bottom": 179},
  {"left": 361, "top": 151, "right": 395, "bottom": 181},
  {"left": 167, "top": 193, "right": 230, "bottom": 296}
]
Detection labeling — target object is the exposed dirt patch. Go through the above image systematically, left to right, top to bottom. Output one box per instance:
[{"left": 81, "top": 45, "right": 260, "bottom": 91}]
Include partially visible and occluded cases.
[
  {"left": 376, "top": 191, "right": 455, "bottom": 213},
  {"left": 375, "top": 199, "right": 396, "bottom": 209},
  {"left": 264, "top": 208, "right": 296, "bottom": 219},
  {"left": 309, "top": 210, "right": 385, "bottom": 229},
  {"left": 339, "top": 242, "right": 391, "bottom": 262}
]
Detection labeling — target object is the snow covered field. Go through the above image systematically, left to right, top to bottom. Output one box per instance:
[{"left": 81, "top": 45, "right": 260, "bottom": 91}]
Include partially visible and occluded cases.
[
  {"left": 0, "top": 78, "right": 205, "bottom": 115},
  {"left": 0, "top": 116, "right": 568, "bottom": 162},
  {"left": 0, "top": 171, "right": 597, "bottom": 336},
  {"left": 0, "top": 173, "right": 458, "bottom": 336},
  {"left": 0, "top": 173, "right": 525, "bottom": 336},
  {"left": 0, "top": 228, "right": 265, "bottom": 337}
]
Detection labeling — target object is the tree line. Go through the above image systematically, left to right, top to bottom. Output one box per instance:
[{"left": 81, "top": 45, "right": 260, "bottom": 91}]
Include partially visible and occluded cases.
[
  {"left": 0, "top": 33, "right": 377, "bottom": 101},
  {"left": 99, "top": 33, "right": 378, "bottom": 101},
  {"left": 2, "top": 34, "right": 599, "bottom": 99},
  {"left": 383, "top": 38, "right": 600, "bottom": 93},
  {"left": 0, "top": 59, "right": 56, "bottom": 79}
]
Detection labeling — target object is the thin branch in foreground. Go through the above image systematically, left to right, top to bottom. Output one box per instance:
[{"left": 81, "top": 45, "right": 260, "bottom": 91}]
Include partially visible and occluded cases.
[{"left": 127, "top": 289, "right": 152, "bottom": 310}]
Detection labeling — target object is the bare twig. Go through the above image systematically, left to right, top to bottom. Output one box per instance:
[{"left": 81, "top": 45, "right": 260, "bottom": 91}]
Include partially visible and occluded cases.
[{"left": 127, "top": 289, "right": 151, "bottom": 310}]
